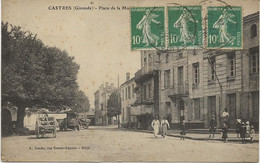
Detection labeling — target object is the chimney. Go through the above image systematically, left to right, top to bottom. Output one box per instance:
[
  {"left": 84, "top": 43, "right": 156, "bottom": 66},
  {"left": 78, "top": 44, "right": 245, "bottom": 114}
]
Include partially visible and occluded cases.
[{"left": 126, "top": 72, "right": 130, "bottom": 81}]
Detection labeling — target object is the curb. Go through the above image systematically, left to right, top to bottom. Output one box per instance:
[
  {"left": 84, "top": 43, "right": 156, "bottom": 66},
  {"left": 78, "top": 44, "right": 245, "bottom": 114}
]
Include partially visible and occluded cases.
[{"left": 119, "top": 128, "right": 259, "bottom": 143}]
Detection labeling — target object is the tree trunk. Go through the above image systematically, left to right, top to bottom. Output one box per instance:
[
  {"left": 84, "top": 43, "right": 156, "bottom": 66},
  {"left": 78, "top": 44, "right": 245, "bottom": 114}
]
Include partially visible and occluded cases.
[{"left": 16, "top": 106, "right": 26, "bottom": 129}]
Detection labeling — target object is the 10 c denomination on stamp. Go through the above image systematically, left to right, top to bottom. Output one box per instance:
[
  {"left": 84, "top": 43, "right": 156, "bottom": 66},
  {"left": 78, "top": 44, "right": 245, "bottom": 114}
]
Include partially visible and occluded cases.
[
  {"left": 168, "top": 6, "right": 203, "bottom": 49},
  {"left": 207, "top": 6, "right": 242, "bottom": 49},
  {"left": 131, "top": 7, "right": 165, "bottom": 50}
]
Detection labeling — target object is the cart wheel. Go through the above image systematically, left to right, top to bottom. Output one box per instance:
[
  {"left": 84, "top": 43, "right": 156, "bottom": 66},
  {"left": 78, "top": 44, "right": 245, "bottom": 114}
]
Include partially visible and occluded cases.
[{"left": 53, "top": 128, "right": 56, "bottom": 138}]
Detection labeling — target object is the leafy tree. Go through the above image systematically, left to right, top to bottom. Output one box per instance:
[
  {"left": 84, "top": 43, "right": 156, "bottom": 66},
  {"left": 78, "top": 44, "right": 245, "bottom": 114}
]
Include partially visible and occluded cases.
[
  {"left": 1, "top": 22, "right": 89, "bottom": 128},
  {"left": 107, "top": 89, "right": 121, "bottom": 127}
]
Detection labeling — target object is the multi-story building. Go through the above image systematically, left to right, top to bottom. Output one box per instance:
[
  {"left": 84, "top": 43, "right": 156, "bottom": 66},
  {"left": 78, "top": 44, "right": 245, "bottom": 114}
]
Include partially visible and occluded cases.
[
  {"left": 158, "top": 12, "right": 259, "bottom": 129},
  {"left": 241, "top": 12, "right": 259, "bottom": 128},
  {"left": 131, "top": 50, "right": 160, "bottom": 129},
  {"left": 159, "top": 50, "right": 205, "bottom": 129},
  {"left": 119, "top": 73, "right": 136, "bottom": 127},
  {"left": 94, "top": 82, "right": 116, "bottom": 125}
]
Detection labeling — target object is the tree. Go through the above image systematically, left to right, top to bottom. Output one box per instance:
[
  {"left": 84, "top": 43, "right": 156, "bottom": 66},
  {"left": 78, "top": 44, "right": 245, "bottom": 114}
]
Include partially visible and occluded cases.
[
  {"left": 1, "top": 22, "right": 90, "bottom": 129},
  {"left": 107, "top": 89, "right": 121, "bottom": 127}
]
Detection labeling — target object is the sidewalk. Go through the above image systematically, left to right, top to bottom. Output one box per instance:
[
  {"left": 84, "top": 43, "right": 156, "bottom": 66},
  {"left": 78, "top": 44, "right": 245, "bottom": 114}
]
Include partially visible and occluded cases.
[{"left": 120, "top": 128, "right": 259, "bottom": 143}]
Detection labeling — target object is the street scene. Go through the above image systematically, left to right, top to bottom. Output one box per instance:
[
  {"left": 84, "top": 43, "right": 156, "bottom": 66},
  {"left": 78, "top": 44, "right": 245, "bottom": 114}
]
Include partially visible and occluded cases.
[
  {"left": 1, "top": 0, "right": 259, "bottom": 162},
  {"left": 2, "top": 126, "right": 259, "bottom": 162}
]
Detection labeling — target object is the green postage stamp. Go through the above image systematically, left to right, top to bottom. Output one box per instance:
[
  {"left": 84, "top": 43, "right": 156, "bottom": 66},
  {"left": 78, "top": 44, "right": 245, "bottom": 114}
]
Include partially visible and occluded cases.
[
  {"left": 168, "top": 6, "right": 203, "bottom": 48},
  {"left": 207, "top": 6, "right": 242, "bottom": 49},
  {"left": 131, "top": 7, "right": 165, "bottom": 50}
]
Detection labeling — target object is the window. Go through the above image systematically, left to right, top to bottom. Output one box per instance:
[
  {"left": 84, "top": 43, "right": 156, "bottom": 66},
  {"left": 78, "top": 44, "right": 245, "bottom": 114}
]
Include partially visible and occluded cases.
[
  {"left": 251, "top": 24, "right": 257, "bottom": 38},
  {"left": 250, "top": 48, "right": 259, "bottom": 74},
  {"left": 193, "top": 49, "right": 197, "bottom": 55},
  {"left": 178, "top": 53, "right": 183, "bottom": 59},
  {"left": 227, "top": 53, "right": 236, "bottom": 77},
  {"left": 166, "top": 54, "right": 169, "bottom": 63},
  {"left": 143, "top": 57, "right": 147, "bottom": 67},
  {"left": 209, "top": 57, "right": 216, "bottom": 81},
  {"left": 193, "top": 63, "right": 200, "bottom": 85},
  {"left": 172, "top": 68, "right": 175, "bottom": 88},
  {"left": 164, "top": 70, "right": 170, "bottom": 89},
  {"left": 148, "top": 83, "right": 151, "bottom": 98},
  {"left": 132, "top": 84, "right": 135, "bottom": 98},
  {"left": 143, "top": 85, "right": 147, "bottom": 100},
  {"left": 128, "top": 86, "right": 131, "bottom": 99},
  {"left": 125, "top": 87, "right": 127, "bottom": 100},
  {"left": 122, "top": 90, "right": 124, "bottom": 101},
  {"left": 193, "top": 99, "right": 200, "bottom": 120}
]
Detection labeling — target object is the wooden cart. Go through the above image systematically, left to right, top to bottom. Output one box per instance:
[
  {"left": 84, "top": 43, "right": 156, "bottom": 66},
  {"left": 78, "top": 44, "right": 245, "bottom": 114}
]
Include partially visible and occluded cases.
[{"left": 35, "top": 111, "right": 57, "bottom": 138}]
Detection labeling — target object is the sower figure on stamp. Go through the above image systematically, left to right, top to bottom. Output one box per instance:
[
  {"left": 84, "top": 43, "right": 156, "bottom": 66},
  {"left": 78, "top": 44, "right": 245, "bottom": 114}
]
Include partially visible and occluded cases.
[
  {"left": 174, "top": 8, "right": 197, "bottom": 46},
  {"left": 213, "top": 8, "right": 237, "bottom": 45},
  {"left": 136, "top": 9, "right": 160, "bottom": 47},
  {"left": 209, "top": 115, "right": 216, "bottom": 139},
  {"left": 151, "top": 116, "right": 160, "bottom": 138},
  {"left": 161, "top": 116, "right": 170, "bottom": 138}
]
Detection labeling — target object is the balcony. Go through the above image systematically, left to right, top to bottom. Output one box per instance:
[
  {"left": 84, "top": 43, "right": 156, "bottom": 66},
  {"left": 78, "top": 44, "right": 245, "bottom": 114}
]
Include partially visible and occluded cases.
[
  {"left": 135, "top": 65, "right": 154, "bottom": 82},
  {"left": 165, "top": 83, "right": 189, "bottom": 98}
]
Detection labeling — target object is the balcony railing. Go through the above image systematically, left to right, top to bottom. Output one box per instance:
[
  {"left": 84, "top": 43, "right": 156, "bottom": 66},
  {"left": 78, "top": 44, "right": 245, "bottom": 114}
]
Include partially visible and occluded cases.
[
  {"left": 135, "top": 65, "right": 154, "bottom": 82},
  {"left": 165, "top": 83, "right": 189, "bottom": 98}
]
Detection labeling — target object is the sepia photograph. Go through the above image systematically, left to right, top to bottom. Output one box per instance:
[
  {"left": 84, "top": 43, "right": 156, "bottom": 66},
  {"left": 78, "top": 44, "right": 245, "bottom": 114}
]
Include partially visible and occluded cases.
[{"left": 1, "top": 0, "right": 259, "bottom": 162}]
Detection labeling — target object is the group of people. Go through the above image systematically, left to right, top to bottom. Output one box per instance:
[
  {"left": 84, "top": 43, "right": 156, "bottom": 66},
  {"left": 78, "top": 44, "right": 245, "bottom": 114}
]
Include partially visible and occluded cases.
[
  {"left": 209, "top": 112, "right": 256, "bottom": 143},
  {"left": 151, "top": 115, "right": 186, "bottom": 140},
  {"left": 151, "top": 116, "right": 171, "bottom": 138},
  {"left": 236, "top": 119, "right": 256, "bottom": 144}
]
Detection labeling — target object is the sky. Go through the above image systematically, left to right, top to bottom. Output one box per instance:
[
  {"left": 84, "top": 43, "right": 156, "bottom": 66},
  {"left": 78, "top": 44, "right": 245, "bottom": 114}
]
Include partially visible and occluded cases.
[{"left": 2, "top": 0, "right": 259, "bottom": 107}]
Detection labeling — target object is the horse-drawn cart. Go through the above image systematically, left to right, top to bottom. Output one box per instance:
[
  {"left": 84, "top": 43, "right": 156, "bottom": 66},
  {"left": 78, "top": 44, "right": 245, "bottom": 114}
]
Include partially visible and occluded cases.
[{"left": 35, "top": 110, "right": 57, "bottom": 138}]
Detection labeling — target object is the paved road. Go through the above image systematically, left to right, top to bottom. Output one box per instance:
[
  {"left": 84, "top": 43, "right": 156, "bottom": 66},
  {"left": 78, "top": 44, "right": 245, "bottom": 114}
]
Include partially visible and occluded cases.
[{"left": 2, "top": 126, "right": 259, "bottom": 162}]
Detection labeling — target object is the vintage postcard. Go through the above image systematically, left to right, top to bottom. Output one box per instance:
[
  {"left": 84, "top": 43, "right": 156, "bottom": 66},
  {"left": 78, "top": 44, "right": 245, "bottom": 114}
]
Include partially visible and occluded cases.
[{"left": 1, "top": 0, "right": 259, "bottom": 162}]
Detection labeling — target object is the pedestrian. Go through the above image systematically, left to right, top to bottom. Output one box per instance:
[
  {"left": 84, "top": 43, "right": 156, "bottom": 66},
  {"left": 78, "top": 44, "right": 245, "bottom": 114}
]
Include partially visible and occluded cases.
[
  {"left": 222, "top": 108, "right": 229, "bottom": 126},
  {"left": 167, "top": 114, "right": 172, "bottom": 128},
  {"left": 209, "top": 115, "right": 217, "bottom": 139},
  {"left": 151, "top": 116, "right": 160, "bottom": 138},
  {"left": 161, "top": 116, "right": 170, "bottom": 138},
  {"left": 236, "top": 119, "right": 241, "bottom": 138},
  {"left": 180, "top": 120, "right": 186, "bottom": 140},
  {"left": 245, "top": 121, "right": 251, "bottom": 139},
  {"left": 240, "top": 122, "right": 246, "bottom": 144},
  {"left": 222, "top": 123, "right": 228, "bottom": 143},
  {"left": 250, "top": 125, "right": 255, "bottom": 143}
]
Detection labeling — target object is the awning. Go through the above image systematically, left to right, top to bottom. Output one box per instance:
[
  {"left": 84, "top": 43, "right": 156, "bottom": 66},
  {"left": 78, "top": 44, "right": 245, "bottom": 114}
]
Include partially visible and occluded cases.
[{"left": 130, "top": 105, "right": 153, "bottom": 116}]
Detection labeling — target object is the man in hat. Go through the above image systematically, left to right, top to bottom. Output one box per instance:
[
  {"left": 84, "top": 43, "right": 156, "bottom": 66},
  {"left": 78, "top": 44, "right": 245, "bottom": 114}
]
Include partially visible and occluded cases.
[{"left": 209, "top": 115, "right": 217, "bottom": 139}]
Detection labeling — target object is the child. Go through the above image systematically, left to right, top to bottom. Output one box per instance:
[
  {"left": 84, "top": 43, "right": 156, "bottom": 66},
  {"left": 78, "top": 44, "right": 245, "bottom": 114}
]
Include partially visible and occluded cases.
[
  {"left": 209, "top": 115, "right": 216, "bottom": 139},
  {"left": 180, "top": 120, "right": 186, "bottom": 140},
  {"left": 245, "top": 121, "right": 251, "bottom": 139},
  {"left": 222, "top": 123, "right": 228, "bottom": 143},
  {"left": 250, "top": 125, "right": 255, "bottom": 143}
]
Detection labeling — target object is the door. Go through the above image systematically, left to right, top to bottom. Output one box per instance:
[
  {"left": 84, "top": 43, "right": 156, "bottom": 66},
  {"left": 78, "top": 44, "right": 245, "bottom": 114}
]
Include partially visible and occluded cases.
[
  {"left": 227, "top": 94, "right": 236, "bottom": 128},
  {"left": 208, "top": 96, "right": 216, "bottom": 121}
]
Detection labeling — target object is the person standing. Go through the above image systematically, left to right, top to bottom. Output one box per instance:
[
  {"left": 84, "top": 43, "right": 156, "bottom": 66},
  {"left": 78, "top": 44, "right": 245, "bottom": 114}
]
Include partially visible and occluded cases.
[
  {"left": 222, "top": 108, "right": 229, "bottom": 126},
  {"left": 167, "top": 114, "right": 172, "bottom": 129},
  {"left": 209, "top": 115, "right": 217, "bottom": 139},
  {"left": 151, "top": 116, "right": 160, "bottom": 138},
  {"left": 161, "top": 116, "right": 170, "bottom": 138},
  {"left": 236, "top": 119, "right": 242, "bottom": 138},
  {"left": 180, "top": 120, "right": 186, "bottom": 140},
  {"left": 245, "top": 121, "right": 251, "bottom": 139},
  {"left": 240, "top": 122, "right": 246, "bottom": 144},
  {"left": 222, "top": 123, "right": 228, "bottom": 143},
  {"left": 250, "top": 125, "right": 256, "bottom": 143}
]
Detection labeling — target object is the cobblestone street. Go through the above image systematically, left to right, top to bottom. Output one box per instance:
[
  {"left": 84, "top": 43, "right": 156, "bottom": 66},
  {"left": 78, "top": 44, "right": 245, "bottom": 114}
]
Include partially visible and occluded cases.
[{"left": 1, "top": 126, "right": 259, "bottom": 162}]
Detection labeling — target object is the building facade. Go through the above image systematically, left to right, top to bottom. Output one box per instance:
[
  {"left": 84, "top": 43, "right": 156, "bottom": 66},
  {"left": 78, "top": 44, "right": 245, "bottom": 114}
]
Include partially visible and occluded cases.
[
  {"left": 120, "top": 73, "right": 136, "bottom": 127},
  {"left": 94, "top": 82, "right": 116, "bottom": 125}
]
